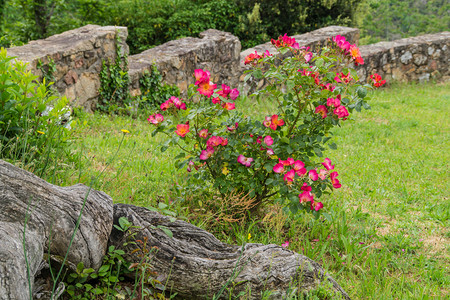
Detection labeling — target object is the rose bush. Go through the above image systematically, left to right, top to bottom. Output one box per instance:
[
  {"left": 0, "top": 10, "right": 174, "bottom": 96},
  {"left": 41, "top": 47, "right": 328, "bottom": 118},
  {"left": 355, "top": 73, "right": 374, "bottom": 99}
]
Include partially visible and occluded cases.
[{"left": 148, "top": 34, "right": 385, "bottom": 217}]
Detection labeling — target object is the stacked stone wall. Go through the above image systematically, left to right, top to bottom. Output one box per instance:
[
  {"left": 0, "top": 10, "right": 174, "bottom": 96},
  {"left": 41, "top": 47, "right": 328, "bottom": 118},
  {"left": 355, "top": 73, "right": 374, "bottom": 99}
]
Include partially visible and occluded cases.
[
  {"left": 6, "top": 25, "right": 449, "bottom": 110},
  {"left": 7, "top": 25, "right": 128, "bottom": 111},
  {"left": 128, "top": 29, "right": 241, "bottom": 97},
  {"left": 357, "top": 32, "right": 450, "bottom": 83}
]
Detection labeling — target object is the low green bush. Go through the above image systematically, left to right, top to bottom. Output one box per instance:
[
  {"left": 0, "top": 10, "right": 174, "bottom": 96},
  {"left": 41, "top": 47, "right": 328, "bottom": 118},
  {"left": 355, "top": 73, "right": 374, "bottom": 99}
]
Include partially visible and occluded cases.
[{"left": 0, "top": 47, "right": 73, "bottom": 172}]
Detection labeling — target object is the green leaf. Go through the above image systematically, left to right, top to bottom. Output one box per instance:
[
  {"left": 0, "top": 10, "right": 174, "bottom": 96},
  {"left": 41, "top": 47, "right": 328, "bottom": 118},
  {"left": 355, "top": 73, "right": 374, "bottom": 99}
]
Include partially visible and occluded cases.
[
  {"left": 315, "top": 58, "right": 324, "bottom": 68},
  {"left": 349, "top": 68, "right": 359, "bottom": 81},
  {"left": 253, "top": 69, "right": 263, "bottom": 79},
  {"left": 286, "top": 80, "right": 295, "bottom": 91},
  {"left": 357, "top": 86, "right": 368, "bottom": 99},
  {"left": 280, "top": 137, "right": 289, "bottom": 144},
  {"left": 328, "top": 142, "right": 337, "bottom": 150},
  {"left": 286, "top": 145, "right": 293, "bottom": 154},
  {"left": 314, "top": 147, "right": 323, "bottom": 157},
  {"left": 174, "top": 152, "right": 185, "bottom": 159},
  {"left": 264, "top": 163, "right": 273, "bottom": 172},
  {"left": 289, "top": 204, "right": 298, "bottom": 214},
  {"left": 322, "top": 212, "right": 332, "bottom": 222},
  {"left": 118, "top": 217, "right": 131, "bottom": 230},
  {"left": 113, "top": 224, "right": 123, "bottom": 232},
  {"left": 158, "top": 226, "right": 173, "bottom": 238},
  {"left": 114, "top": 249, "right": 125, "bottom": 255},
  {"left": 77, "top": 262, "right": 84, "bottom": 271},
  {"left": 98, "top": 265, "right": 110, "bottom": 273},
  {"left": 82, "top": 268, "right": 95, "bottom": 274},
  {"left": 84, "top": 284, "right": 93, "bottom": 291},
  {"left": 92, "top": 287, "right": 104, "bottom": 295}
]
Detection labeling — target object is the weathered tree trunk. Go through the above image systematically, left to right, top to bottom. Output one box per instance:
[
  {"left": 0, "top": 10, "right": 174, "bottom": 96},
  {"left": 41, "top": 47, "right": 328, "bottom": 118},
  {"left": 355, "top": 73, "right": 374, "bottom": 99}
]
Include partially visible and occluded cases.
[
  {"left": 0, "top": 159, "right": 350, "bottom": 299},
  {"left": 0, "top": 160, "right": 113, "bottom": 300},
  {"left": 110, "top": 204, "right": 351, "bottom": 300}
]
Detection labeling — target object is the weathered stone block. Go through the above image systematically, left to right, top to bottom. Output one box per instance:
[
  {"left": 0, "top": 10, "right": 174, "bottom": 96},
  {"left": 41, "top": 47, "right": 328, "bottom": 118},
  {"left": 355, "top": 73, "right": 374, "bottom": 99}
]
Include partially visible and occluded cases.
[
  {"left": 7, "top": 24, "right": 128, "bottom": 110},
  {"left": 128, "top": 29, "right": 241, "bottom": 97},
  {"left": 358, "top": 31, "right": 450, "bottom": 83},
  {"left": 400, "top": 51, "right": 413, "bottom": 64},
  {"left": 413, "top": 54, "right": 427, "bottom": 66},
  {"left": 64, "top": 70, "right": 78, "bottom": 85},
  {"left": 74, "top": 73, "right": 100, "bottom": 110}
]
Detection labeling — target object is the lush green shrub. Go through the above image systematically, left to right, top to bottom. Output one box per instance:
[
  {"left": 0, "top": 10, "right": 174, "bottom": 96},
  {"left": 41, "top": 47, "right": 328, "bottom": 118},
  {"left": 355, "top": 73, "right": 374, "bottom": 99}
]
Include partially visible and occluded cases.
[{"left": 0, "top": 48, "right": 72, "bottom": 169}]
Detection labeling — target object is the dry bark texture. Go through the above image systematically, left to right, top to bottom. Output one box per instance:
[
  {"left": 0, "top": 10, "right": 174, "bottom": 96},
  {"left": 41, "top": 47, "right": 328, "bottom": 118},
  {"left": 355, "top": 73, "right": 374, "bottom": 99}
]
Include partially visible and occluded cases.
[
  {"left": 0, "top": 159, "right": 350, "bottom": 299},
  {"left": 0, "top": 160, "right": 113, "bottom": 300},
  {"left": 110, "top": 204, "right": 351, "bottom": 300}
]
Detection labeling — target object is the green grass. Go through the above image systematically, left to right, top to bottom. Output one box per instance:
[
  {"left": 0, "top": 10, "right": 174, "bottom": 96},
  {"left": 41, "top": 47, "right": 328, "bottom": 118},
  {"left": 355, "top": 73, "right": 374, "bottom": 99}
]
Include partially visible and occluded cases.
[{"left": 43, "top": 81, "right": 449, "bottom": 299}]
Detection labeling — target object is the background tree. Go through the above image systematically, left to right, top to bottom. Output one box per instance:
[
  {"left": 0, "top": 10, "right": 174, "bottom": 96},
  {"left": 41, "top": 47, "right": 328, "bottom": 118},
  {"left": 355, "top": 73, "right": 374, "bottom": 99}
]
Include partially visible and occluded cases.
[
  {"left": 1, "top": 0, "right": 448, "bottom": 51},
  {"left": 356, "top": 0, "right": 450, "bottom": 44}
]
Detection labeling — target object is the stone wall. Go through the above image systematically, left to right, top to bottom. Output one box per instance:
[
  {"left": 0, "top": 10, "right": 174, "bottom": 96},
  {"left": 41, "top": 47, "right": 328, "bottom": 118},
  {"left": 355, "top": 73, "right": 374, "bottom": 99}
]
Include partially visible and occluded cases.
[
  {"left": 6, "top": 25, "right": 449, "bottom": 110},
  {"left": 7, "top": 25, "right": 128, "bottom": 111},
  {"left": 128, "top": 29, "right": 241, "bottom": 97},
  {"left": 357, "top": 32, "right": 450, "bottom": 83}
]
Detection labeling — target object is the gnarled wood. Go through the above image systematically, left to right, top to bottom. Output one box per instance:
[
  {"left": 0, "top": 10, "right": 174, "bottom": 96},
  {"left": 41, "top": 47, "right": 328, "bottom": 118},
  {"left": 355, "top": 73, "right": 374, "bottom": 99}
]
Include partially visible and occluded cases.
[
  {"left": 0, "top": 159, "right": 350, "bottom": 299},
  {"left": 0, "top": 160, "right": 113, "bottom": 300},
  {"left": 110, "top": 204, "right": 351, "bottom": 299}
]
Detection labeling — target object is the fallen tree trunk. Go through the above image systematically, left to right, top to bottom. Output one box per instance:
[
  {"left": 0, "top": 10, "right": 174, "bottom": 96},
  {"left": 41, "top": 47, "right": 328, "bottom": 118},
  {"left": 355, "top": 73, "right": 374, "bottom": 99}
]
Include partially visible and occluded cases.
[
  {"left": 0, "top": 160, "right": 113, "bottom": 299},
  {"left": 0, "top": 160, "right": 350, "bottom": 299},
  {"left": 110, "top": 204, "right": 351, "bottom": 300}
]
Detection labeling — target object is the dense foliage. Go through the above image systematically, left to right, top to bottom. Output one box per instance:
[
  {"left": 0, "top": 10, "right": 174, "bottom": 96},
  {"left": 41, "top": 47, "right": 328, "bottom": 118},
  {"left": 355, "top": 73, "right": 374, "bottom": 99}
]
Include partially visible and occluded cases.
[
  {"left": 1, "top": 0, "right": 362, "bottom": 53},
  {"left": 2, "top": 0, "right": 447, "bottom": 53},
  {"left": 2, "top": 0, "right": 448, "bottom": 53},
  {"left": 357, "top": 0, "right": 450, "bottom": 44},
  {"left": 0, "top": 48, "right": 73, "bottom": 171}
]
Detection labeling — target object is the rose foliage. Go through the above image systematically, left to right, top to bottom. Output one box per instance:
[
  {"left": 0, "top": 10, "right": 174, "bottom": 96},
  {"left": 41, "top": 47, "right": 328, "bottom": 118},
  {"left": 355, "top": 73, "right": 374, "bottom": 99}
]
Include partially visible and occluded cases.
[{"left": 148, "top": 34, "right": 385, "bottom": 217}]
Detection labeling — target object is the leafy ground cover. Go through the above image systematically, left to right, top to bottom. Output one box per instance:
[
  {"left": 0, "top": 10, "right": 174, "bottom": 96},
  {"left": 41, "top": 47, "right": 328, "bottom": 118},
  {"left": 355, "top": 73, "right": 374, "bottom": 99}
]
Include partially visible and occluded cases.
[{"left": 54, "top": 81, "right": 449, "bottom": 299}]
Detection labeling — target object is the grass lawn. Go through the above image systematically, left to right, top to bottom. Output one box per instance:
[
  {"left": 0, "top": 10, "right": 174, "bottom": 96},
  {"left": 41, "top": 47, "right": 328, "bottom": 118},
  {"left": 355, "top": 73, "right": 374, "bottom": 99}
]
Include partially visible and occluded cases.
[{"left": 46, "top": 81, "right": 449, "bottom": 299}]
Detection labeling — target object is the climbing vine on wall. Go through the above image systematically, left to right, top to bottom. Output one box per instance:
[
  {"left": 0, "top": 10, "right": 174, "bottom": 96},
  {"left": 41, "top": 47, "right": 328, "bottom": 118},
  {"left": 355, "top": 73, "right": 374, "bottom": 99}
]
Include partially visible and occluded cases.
[
  {"left": 97, "top": 31, "right": 130, "bottom": 114},
  {"left": 138, "top": 64, "right": 180, "bottom": 111}
]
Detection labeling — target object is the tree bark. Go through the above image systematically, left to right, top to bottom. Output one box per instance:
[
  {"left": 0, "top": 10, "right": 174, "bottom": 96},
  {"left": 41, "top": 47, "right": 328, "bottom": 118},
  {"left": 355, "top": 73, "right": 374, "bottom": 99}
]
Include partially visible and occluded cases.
[
  {"left": 0, "top": 159, "right": 350, "bottom": 299},
  {"left": 0, "top": 160, "right": 113, "bottom": 300},
  {"left": 110, "top": 204, "right": 351, "bottom": 300}
]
